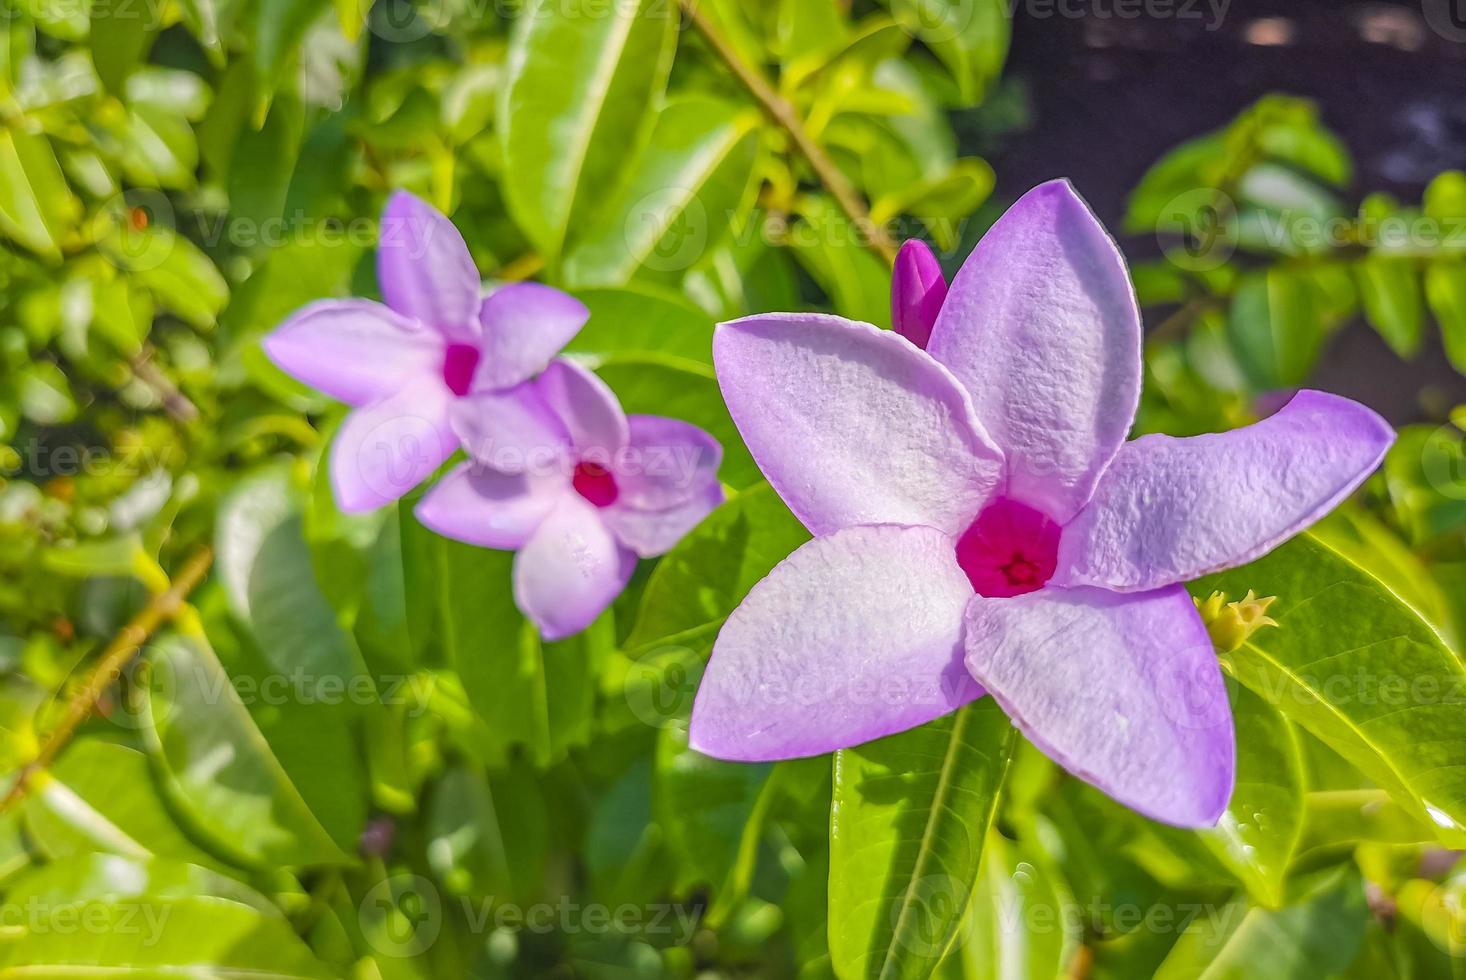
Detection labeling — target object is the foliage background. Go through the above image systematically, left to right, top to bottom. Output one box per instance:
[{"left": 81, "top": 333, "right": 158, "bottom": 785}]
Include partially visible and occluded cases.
[{"left": 3, "top": 0, "right": 1466, "bottom": 976}]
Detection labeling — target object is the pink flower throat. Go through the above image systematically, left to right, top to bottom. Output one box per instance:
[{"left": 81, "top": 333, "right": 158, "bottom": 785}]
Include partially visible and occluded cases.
[
  {"left": 442, "top": 343, "right": 481, "bottom": 397},
  {"left": 573, "top": 460, "right": 618, "bottom": 507},
  {"left": 954, "top": 497, "right": 1061, "bottom": 598}
]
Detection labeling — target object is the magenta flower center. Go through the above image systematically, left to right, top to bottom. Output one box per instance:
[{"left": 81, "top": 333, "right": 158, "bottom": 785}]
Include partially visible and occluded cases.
[
  {"left": 442, "top": 343, "right": 481, "bottom": 397},
  {"left": 572, "top": 460, "right": 619, "bottom": 507},
  {"left": 954, "top": 497, "right": 1061, "bottom": 598}
]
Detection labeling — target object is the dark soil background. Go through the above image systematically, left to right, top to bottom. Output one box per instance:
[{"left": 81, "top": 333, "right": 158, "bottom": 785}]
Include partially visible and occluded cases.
[{"left": 978, "top": 0, "right": 1466, "bottom": 421}]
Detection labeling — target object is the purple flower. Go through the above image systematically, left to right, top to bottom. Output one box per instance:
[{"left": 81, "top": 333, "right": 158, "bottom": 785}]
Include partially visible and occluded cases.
[
  {"left": 689, "top": 180, "right": 1394, "bottom": 828},
  {"left": 263, "top": 191, "right": 589, "bottom": 513},
  {"left": 416, "top": 358, "right": 724, "bottom": 640}
]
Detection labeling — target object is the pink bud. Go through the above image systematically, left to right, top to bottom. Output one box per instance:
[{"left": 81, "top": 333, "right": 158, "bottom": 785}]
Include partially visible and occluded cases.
[{"left": 890, "top": 240, "right": 948, "bottom": 349}]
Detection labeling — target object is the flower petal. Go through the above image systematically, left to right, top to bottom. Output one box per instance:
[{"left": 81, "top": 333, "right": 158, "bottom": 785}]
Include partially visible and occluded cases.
[
  {"left": 926, "top": 180, "right": 1142, "bottom": 523},
  {"left": 377, "top": 191, "right": 481, "bottom": 339},
  {"left": 891, "top": 239, "right": 947, "bottom": 349},
  {"left": 475, "top": 283, "right": 589, "bottom": 390},
  {"left": 262, "top": 299, "right": 443, "bottom": 407},
  {"left": 713, "top": 313, "right": 1002, "bottom": 536},
  {"left": 535, "top": 359, "right": 628, "bottom": 456},
  {"left": 330, "top": 382, "right": 456, "bottom": 513},
  {"left": 448, "top": 384, "right": 571, "bottom": 474},
  {"left": 1055, "top": 390, "right": 1395, "bottom": 592},
  {"left": 614, "top": 415, "right": 722, "bottom": 511},
  {"left": 415, "top": 461, "right": 563, "bottom": 549},
  {"left": 603, "top": 480, "right": 724, "bottom": 558},
  {"left": 513, "top": 496, "right": 636, "bottom": 641},
  {"left": 689, "top": 524, "right": 983, "bottom": 762},
  {"left": 963, "top": 585, "right": 1234, "bottom": 828}
]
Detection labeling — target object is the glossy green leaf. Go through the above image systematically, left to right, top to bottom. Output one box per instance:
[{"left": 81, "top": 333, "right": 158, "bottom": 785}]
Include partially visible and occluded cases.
[
  {"left": 90, "top": 0, "right": 156, "bottom": 95},
  {"left": 501, "top": 0, "right": 677, "bottom": 262},
  {"left": 886, "top": 0, "right": 1009, "bottom": 105},
  {"left": 563, "top": 97, "right": 760, "bottom": 287},
  {"left": 0, "top": 128, "right": 79, "bottom": 260},
  {"left": 789, "top": 194, "right": 894, "bottom": 327},
  {"left": 101, "top": 221, "right": 229, "bottom": 330},
  {"left": 1357, "top": 256, "right": 1424, "bottom": 357},
  {"left": 1426, "top": 260, "right": 1466, "bottom": 374},
  {"left": 1227, "top": 268, "right": 1323, "bottom": 388},
  {"left": 568, "top": 285, "right": 715, "bottom": 364},
  {"left": 216, "top": 464, "right": 366, "bottom": 686},
  {"left": 626, "top": 483, "right": 809, "bottom": 655},
  {"left": 1195, "top": 534, "right": 1466, "bottom": 847},
  {"left": 144, "top": 634, "right": 356, "bottom": 868},
  {"left": 1154, "top": 685, "right": 1305, "bottom": 907},
  {"left": 829, "top": 699, "right": 1017, "bottom": 980},
  {"left": 654, "top": 726, "right": 771, "bottom": 914},
  {"left": 22, "top": 740, "right": 226, "bottom": 869},
  {"left": 426, "top": 763, "right": 549, "bottom": 904},
  {"left": 948, "top": 830, "right": 1079, "bottom": 980},
  {"left": 4, "top": 852, "right": 275, "bottom": 913},
  {"left": 1152, "top": 865, "right": 1367, "bottom": 979},
  {"left": 0, "top": 894, "right": 334, "bottom": 977}
]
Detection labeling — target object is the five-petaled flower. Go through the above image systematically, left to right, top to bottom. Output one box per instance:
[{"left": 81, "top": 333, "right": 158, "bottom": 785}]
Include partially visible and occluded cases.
[
  {"left": 689, "top": 180, "right": 1394, "bottom": 828},
  {"left": 263, "top": 191, "right": 589, "bottom": 513},
  {"left": 415, "top": 359, "right": 724, "bottom": 640}
]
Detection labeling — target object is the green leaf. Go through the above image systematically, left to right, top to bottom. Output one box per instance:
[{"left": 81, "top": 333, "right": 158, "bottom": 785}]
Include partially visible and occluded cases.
[
  {"left": 90, "top": 0, "right": 156, "bottom": 95},
  {"left": 253, "top": 0, "right": 331, "bottom": 92},
  {"left": 501, "top": 0, "right": 677, "bottom": 263},
  {"left": 886, "top": 0, "right": 1009, "bottom": 105},
  {"left": 227, "top": 92, "right": 305, "bottom": 236},
  {"left": 563, "top": 97, "right": 759, "bottom": 288},
  {"left": 120, "top": 104, "right": 200, "bottom": 189},
  {"left": 0, "top": 127, "right": 79, "bottom": 260},
  {"left": 789, "top": 194, "right": 894, "bottom": 327},
  {"left": 101, "top": 221, "right": 229, "bottom": 330},
  {"left": 1357, "top": 256, "right": 1424, "bottom": 357},
  {"left": 1426, "top": 260, "right": 1466, "bottom": 374},
  {"left": 1227, "top": 268, "right": 1323, "bottom": 388},
  {"left": 568, "top": 285, "right": 715, "bottom": 364},
  {"left": 594, "top": 353, "right": 762, "bottom": 489},
  {"left": 18, "top": 360, "right": 77, "bottom": 424},
  {"left": 216, "top": 465, "right": 365, "bottom": 687},
  {"left": 626, "top": 483, "right": 810, "bottom": 654},
  {"left": 401, "top": 510, "right": 604, "bottom": 767},
  {"left": 1195, "top": 534, "right": 1466, "bottom": 846},
  {"left": 144, "top": 634, "right": 356, "bottom": 868},
  {"left": 1155, "top": 685, "right": 1305, "bottom": 907},
  {"left": 829, "top": 699, "right": 1017, "bottom": 980},
  {"left": 654, "top": 726, "right": 771, "bottom": 915},
  {"left": 22, "top": 740, "right": 227, "bottom": 870},
  {"left": 426, "top": 763, "right": 549, "bottom": 904},
  {"left": 949, "top": 830, "right": 1079, "bottom": 980},
  {"left": 4, "top": 852, "right": 275, "bottom": 914},
  {"left": 1152, "top": 865, "right": 1367, "bottom": 979},
  {"left": 0, "top": 894, "right": 334, "bottom": 977}
]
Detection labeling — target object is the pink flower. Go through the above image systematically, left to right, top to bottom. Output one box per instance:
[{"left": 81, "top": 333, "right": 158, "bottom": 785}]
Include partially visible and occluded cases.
[
  {"left": 689, "top": 181, "right": 1394, "bottom": 827},
  {"left": 263, "top": 191, "right": 588, "bottom": 512},
  {"left": 416, "top": 359, "right": 724, "bottom": 640}
]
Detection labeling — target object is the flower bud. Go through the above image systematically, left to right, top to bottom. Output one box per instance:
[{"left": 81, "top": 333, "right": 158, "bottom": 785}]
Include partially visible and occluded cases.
[{"left": 891, "top": 239, "right": 948, "bottom": 349}]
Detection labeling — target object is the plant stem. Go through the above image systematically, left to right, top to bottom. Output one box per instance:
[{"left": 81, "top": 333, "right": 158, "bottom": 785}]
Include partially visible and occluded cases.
[
  {"left": 679, "top": 0, "right": 897, "bottom": 267},
  {"left": 0, "top": 546, "right": 214, "bottom": 814}
]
